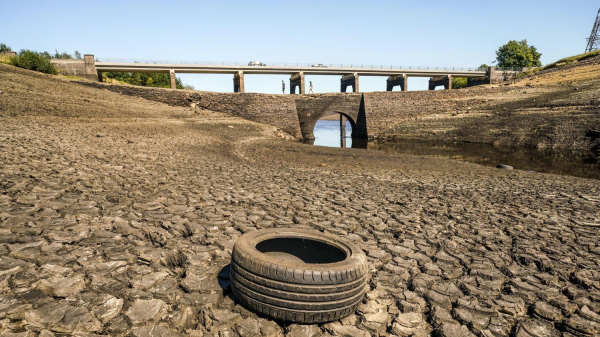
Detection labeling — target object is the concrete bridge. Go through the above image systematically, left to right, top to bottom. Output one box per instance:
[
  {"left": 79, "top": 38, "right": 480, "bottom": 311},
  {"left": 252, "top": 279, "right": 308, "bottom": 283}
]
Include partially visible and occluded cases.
[
  {"left": 53, "top": 55, "right": 520, "bottom": 93},
  {"left": 94, "top": 60, "right": 490, "bottom": 92}
]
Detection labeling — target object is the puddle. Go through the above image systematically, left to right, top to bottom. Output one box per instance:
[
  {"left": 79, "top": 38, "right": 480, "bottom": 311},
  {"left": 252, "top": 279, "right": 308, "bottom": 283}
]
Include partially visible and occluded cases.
[{"left": 311, "top": 120, "right": 600, "bottom": 179}]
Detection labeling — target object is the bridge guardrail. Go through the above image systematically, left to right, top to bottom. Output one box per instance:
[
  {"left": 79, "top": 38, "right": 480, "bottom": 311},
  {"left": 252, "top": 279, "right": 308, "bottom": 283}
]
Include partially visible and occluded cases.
[
  {"left": 95, "top": 58, "right": 494, "bottom": 72},
  {"left": 494, "top": 67, "right": 524, "bottom": 72}
]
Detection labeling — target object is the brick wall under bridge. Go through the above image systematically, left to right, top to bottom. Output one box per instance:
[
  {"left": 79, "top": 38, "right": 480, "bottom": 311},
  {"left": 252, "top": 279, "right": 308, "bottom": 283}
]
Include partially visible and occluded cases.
[{"left": 76, "top": 81, "right": 513, "bottom": 140}]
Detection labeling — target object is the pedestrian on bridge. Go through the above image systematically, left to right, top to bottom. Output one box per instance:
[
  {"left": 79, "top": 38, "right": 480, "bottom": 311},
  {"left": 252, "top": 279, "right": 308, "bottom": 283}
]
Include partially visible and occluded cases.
[
  {"left": 282, "top": 80, "right": 285, "bottom": 94},
  {"left": 309, "top": 81, "right": 314, "bottom": 94}
]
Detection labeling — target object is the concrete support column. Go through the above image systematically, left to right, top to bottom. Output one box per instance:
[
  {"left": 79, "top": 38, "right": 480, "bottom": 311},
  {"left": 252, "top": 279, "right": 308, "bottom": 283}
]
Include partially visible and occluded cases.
[
  {"left": 82, "top": 54, "right": 99, "bottom": 82},
  {"left": 84, "top": 55, "right": 96, "bottom": 74},
  {"left": 487, "top": 66, "right": 496, "bottom": 84},
  {"left": 169, "top": 70, "right": 177, "bottom": 89},
  {"left": 233, "top": 71, "right": 245, "bottom": 92},
  {"left": 290, "top": 72, "right": 305, "bottom": 94},
  {"left": 341, "top": 73, "right": 359, "bottom": 92},
  {"left": 386, "top": 74, "right": 407, "bottom": 92},
  {"left": 428, "top": 75, "right": 452, "bottom": 90},
  {"left": 340, "top": 115, "right": 346, "bottom": 148}
]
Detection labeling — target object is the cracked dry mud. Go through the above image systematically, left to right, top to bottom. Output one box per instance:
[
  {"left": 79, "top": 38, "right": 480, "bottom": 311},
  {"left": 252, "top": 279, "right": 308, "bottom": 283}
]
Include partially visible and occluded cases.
[{"left": 1, "top": 64, "right": 600, "bottom": 336}]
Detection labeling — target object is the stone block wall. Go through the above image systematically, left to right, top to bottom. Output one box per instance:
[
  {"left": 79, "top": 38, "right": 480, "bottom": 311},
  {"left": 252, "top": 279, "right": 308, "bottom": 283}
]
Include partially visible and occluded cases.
[
  {"left": 51, "top": 58, "right": 98, "bottom": 81},
  {"left": 51, "top": 60, "right": 87, "bottom": 76},
  {"left": 77, "top": 81, "right": 516, "bottom": 140},
  {"left": 76, "top": 82, "right": 301, "bottom": 137},
  {"left": 363, "top": 88, "right": 513, "bottom": 137},
  {"left": 193, "top": 93, "right": 300, "bottom": 137}
]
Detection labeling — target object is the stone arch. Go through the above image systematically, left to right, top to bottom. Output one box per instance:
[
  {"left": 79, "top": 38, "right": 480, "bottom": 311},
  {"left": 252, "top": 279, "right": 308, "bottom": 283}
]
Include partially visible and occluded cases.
[{"left": 295, "top": 94, "right": 367, "bottom": 141}]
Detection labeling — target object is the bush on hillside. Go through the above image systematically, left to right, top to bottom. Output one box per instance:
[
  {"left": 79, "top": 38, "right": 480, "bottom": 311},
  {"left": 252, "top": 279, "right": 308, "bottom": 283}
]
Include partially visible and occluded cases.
[
  {"left": 0, "top": 43, "right": 11, "bottom": 53},
  {"left": 10, "top": 50, "right": 57, "bottom": 75},
  {"left": 52, "top": 50, "right": 83, "bottom": 60},
  {"left": 103, "top": 71, "right": 185, "bottom": 89},
  {"left": 452, "top": 77, "right": 468, "bottom": 89}
]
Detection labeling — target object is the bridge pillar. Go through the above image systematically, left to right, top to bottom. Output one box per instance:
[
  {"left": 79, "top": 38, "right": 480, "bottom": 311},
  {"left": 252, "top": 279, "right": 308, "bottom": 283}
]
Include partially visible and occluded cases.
[
  {"left": 83, "top": 54, "right": 98, "bottom": 81},
  {"left": 487, "top": 66, "right": 501, "bottom": 84},
  {"left": 169, "top": 70, "right": 177, "bottom": 89},
  {"left": 233, "top": 71, "right": 245, "bottom": 92},
  {"left": 290, "top": 72, "right": 305, "bottom": 94},
  {"left": 341, "top": 73, "right": 359, "bottom": 93},
  {"left": 386, "top": 74, "right": 407, "bottom": 92},
  {"left": 428, "top": 75, "right": 452, "bottom": 90},
  {"left": 340, "top": 115, "right": 347, "bottom": 148}
]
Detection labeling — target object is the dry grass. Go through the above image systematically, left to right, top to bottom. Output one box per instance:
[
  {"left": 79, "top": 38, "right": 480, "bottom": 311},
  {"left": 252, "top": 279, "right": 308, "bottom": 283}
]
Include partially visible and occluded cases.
[{"left": 518, "top": 50, "right": 600, "bottom": 78}]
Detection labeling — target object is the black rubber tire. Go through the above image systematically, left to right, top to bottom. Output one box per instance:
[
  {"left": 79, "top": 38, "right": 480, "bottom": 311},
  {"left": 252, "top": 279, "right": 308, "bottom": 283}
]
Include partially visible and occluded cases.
[
  {"left": 230, "top": 228, "right": 369, "bottom": 323},
  {"left": 231, "top": 228, "right": 368, "bottom": 285},
  {"left": 230, "top": 261, "right": 367, "bottom": 294},
  {"left": 231, "top": 265, "right": 366, "bottom": 302},
  {"left": 232, "top": 277, "right": 366, "bottom": 310},
  {"left": 232, "top": 284, "right": 363, "bottom": 324}
]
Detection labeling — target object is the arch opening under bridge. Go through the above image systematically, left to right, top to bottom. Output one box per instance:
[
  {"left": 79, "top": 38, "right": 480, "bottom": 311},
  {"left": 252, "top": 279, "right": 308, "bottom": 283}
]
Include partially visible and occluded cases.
[{"left": 295, "top": 95, "right": 368, "bottom": 144}]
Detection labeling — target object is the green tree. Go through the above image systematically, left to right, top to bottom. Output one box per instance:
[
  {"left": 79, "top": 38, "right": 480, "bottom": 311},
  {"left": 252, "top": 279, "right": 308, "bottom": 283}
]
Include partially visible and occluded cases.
[
  {"left": 495, "top": 40, "right": 542, "bottom": 68},
  {"left": 0, "top": 43, "right": 11, "bottom": 53},
  {"left": 10, "top": 50, "right": 57, "bottom": 74},
  {"left": 53, "top": 50, "right": 73, "bottom": 60},
  {"left": 74, "top": 51, "right": 82, "bottom": 60},
  {"left": 479, "top": 64, "right": 489, "bottom": 69},
  {"left": 104, "top": 71, "right": 186, "bottom": 89},
  {"left": 129, "top": 73, "right": 142, "bottom": 86},
  {"left": 452, "top": 77, "right": 468, "bottom": 89}
]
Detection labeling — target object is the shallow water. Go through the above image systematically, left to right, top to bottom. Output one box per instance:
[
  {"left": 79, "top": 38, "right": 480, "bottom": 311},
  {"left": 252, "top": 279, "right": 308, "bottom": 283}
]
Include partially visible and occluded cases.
[
  {"left": 313, "top": 119, "right": 354, "bottom": 148},
  {"left": 312, "top": 120, "right": 600, "bottom": 180}
]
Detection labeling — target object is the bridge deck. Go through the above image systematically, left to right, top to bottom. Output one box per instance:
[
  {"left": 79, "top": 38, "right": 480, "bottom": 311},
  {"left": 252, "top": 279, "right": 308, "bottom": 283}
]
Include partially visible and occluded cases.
[{"left": 95, "top": 62, "right": 487, "bottom": 78}]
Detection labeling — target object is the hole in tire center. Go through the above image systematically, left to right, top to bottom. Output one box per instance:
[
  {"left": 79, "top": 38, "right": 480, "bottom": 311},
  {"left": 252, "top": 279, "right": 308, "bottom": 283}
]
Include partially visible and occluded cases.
[{"left": 255, "top": 238, "right": 347, "bottom": 264}]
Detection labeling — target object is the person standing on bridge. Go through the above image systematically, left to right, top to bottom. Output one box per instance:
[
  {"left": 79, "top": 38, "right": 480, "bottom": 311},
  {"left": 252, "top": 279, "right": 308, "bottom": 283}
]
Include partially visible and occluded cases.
[
  {"left": 282, "top": 80, "right": 285, "bottom": 94},
  {"left": 309, "top": 81, "right": 314, "bottom": 94}
]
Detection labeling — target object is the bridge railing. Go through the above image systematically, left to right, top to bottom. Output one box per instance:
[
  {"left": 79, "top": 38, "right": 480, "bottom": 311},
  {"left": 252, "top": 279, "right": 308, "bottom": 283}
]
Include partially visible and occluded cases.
[
  {"left": 96, "top": 58, "right": 492, "bottom": 72},
  {"left": 494, "top": 67, "right": 524, "bottom": 72}
]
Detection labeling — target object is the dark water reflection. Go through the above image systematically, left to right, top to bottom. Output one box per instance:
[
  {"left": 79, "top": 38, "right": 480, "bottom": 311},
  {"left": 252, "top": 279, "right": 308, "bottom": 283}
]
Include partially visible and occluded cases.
[
  {"left": 311, "top": 120, "right": 600, "bottom": 180},
  {"left": 370, "top": 141, "right": 600, "bottom": 180}
]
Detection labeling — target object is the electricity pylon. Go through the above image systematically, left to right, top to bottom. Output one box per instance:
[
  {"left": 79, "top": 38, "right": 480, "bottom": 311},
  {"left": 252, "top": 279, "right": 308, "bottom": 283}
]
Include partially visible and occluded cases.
[{"left": 585, "top": 8, "right": 600, "bottom": 53}]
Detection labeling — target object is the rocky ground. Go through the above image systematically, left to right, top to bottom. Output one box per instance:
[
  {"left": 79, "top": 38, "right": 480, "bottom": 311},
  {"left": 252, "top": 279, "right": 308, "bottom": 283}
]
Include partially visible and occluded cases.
[{"left": 1, "top": 63, "right": 600, "bottom": 336}]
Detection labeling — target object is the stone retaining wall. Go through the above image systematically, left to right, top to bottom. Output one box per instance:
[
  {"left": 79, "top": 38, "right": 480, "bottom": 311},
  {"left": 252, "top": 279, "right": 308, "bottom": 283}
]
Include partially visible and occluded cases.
[
  {"left": 51, "top": 56, "right": 98, "bottom": 81},
  {"left": 51, "top": 60, "right": 86, "bottom": 76},
  {"left": 77, "top": 81, "right": 515, "bottom": 139},
  {"left": 76, "top": 82, "right": 302, "bottom": 137},
  {"left": 362, "top": 88, "right": 513, "bottom": 137}
]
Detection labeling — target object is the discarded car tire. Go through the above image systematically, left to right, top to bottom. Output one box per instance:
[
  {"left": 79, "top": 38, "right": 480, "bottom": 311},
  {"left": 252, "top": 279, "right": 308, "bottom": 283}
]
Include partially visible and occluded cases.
[
  {"left": 496, "top": 164, "right": 514, "bottom": 170},
  {"left": 231, "top": 228, "right": 368, "bottom": 323}
]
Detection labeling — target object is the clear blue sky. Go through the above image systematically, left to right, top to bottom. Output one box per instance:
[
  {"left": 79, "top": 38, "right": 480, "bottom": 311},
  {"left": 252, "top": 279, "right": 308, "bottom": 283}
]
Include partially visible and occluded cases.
[{"left": 1, "top": 1, "right": 597, "bottom": 93}]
